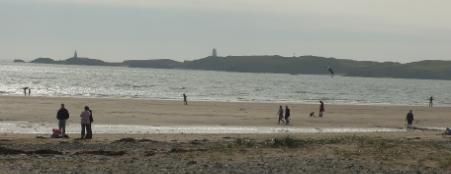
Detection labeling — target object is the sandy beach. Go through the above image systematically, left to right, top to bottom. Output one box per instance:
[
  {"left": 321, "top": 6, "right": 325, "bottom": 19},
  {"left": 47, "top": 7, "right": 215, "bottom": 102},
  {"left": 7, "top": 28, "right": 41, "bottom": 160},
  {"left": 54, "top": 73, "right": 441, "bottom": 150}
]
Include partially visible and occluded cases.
[
  {"left": 1, "top": 96, "right": 451, "bottom": 173},
  {"left": 1, "top": 96, "right": 450, "bottom": 128}
]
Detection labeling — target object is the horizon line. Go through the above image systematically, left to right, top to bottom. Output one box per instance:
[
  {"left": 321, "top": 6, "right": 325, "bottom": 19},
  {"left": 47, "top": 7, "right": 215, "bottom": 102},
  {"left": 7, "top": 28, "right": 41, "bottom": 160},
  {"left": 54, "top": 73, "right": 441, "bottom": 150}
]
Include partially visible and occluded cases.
[{"left": 9, "top": 54, "right": 451, "bottom": 64}]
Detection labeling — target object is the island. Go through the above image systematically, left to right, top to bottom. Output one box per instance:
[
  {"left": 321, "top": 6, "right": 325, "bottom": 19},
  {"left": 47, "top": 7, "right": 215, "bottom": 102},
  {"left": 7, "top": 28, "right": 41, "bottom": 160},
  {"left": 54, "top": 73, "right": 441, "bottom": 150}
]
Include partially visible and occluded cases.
[
  {"left": 25, "top": 51, "right": 451, "bottom": 80},
  {"left": 13, "top": 59, "right": 25, "bottom": 63}
]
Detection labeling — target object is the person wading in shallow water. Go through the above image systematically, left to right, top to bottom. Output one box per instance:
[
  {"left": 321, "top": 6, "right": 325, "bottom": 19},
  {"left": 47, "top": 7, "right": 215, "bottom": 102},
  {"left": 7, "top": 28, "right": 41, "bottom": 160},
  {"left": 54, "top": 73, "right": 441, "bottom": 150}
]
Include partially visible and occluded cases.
[
  {"left": 277, "top": 105, "right": 284, "bottom": 124},
  {"left": 284, "top": 106, "right": 290, "bottom": 125}
]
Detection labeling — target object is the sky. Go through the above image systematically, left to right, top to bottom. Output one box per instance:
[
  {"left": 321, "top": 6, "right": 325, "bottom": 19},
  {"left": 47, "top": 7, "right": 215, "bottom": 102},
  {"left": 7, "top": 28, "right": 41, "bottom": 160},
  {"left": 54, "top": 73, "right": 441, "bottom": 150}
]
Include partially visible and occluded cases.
[{"left": 1, "top": 0, "right": 450, "bottom": 62}]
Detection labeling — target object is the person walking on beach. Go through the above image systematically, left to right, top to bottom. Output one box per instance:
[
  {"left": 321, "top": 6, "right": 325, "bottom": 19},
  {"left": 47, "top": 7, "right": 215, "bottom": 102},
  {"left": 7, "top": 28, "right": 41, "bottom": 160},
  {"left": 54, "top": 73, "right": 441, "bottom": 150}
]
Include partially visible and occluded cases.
[
  {"left": 22, "top": 87, "right": 28, "bottom": 96},
  {"left": 27, "top": 88, "right": 31, "bottom": 96},
  {"left": 183, "top": 93, "right": 188, "bottom": 105},
  {"left": 429, "top": 96, "right": 434, "bottom": 108},
  {"left": 319, "top": 101, "right": 325, "bottom": 117},
  {"left": 56, "top": 104, "right": 69, "bottom": 137},
  {"left": 277, "top": 105, "right": 284, "bottom": 124},
  {"left": 80, "top": 106, "right": 92, "bottom": 139},
  {"left": 284, "top": 106, "right": 290, "bottom": 125},
  {"left": 406, "top": 110, "right": 414, "bottom": 129}
]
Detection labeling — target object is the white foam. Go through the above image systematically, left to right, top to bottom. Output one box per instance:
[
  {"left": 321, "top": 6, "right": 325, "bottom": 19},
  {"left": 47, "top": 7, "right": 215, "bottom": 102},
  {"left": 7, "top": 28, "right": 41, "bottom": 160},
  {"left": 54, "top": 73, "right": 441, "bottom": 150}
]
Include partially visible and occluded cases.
[{"left": 0, "top": 121, "right": 410, "bottom": 134}]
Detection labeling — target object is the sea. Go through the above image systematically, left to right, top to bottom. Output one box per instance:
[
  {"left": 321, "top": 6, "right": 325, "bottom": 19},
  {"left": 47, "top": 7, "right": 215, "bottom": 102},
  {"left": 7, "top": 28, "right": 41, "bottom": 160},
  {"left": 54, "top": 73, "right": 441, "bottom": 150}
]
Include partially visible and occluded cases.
[{"left": 1, "top": 62, "right": 451, "bottom": 106}]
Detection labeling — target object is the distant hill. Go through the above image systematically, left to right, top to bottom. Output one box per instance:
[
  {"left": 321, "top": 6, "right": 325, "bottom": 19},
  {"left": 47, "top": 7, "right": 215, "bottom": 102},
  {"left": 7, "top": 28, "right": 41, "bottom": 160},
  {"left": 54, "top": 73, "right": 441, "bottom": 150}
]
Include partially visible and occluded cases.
[
  {"left": 29, "top": 55, "right": 451, "bottom": 80},
  {"left": 30, "top": 57, "right": 122, "bottom": 66},
  {"left": 30, "top": 58, "right": 58, "bottom": 64},
  {"left": 13, "top": 59, "right": 25, "bottom": 63},
  {"left": 123, "top": 59, "right": 182, "bottom": 69}
]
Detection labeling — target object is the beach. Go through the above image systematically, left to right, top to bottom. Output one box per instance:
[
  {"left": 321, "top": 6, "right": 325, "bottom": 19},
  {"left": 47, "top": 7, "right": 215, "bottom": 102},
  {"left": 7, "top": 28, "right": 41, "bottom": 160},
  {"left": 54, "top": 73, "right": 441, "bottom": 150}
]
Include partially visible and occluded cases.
[
  {"left": 1, "top": 96, "right": 451, "bottom": 173},
  {"left": 1, "top": 96, "right": 450, "bottom": 128}
]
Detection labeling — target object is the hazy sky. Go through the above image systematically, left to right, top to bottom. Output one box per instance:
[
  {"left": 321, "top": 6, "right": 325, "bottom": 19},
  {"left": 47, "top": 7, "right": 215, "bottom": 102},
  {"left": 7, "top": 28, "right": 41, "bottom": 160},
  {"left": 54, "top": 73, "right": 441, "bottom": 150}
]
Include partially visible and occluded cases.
[{"left": 1, "top": 0, "right": 450, "bottom": 62}]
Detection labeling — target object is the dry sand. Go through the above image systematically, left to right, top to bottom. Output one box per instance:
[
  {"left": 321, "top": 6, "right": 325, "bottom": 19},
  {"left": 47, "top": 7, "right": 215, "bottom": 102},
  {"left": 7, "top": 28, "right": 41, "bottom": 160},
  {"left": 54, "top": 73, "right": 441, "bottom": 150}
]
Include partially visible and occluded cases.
[
  {"left": 0, "top": 96, "right": 450, "bottom": 128},
  {"left": 0, "top": 133, "right": 451, "bottom": 174}
]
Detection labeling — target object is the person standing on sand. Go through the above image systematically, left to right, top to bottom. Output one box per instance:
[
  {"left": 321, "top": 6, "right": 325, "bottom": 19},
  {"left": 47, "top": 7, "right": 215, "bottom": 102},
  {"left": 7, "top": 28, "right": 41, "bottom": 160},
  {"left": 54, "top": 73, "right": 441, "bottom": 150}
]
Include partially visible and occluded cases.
[
  {"left": 28, "top": 88, "right": 31, "bottom": 96},
  {"left": 183, "top": 93, "right": 188, "bottom": 105},
  {"left": 429, "top": 96, "right": 434, "bottom": 108},
  {"left": 319, "top": 101, "right": 325, "bottom": 117},
  {"left": 56, "top": 104, "right": 69, "bottom": 137},
  {"left": 277, "top": 105, "right": 284, "bottom": 124},
  {"left": 80, "top": 106, "right": 92, "bottom": 139},
  {"left": 284, "top": 106, "right": 290, "bottom": 125},
  {"left": 87, "top": 107, "right": 94, "bottom": 139},
  {"left": 406, "top": 110, "right": 414, "bottom": 129}
]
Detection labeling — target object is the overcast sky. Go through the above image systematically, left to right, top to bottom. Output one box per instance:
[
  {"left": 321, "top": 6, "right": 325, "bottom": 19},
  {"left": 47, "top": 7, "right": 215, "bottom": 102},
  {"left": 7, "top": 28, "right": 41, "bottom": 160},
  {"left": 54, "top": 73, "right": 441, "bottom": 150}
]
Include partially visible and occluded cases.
[{"left": 1, "top": 0, "right": 450, "bottom": 62}]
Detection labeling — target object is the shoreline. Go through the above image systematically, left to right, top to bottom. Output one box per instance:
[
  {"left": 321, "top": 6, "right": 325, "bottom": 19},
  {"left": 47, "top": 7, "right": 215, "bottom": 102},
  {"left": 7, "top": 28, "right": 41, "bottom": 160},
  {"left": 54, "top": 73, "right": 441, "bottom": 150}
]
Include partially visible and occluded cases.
[{"left": 0, "top": 94, "right": 444, "bottom": 108}]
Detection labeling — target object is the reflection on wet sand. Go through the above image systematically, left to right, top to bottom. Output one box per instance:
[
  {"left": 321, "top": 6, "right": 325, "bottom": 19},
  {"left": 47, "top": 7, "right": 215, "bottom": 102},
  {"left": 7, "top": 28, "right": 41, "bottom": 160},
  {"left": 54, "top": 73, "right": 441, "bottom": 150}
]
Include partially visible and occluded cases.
[{"left": 0, "top": 121, "right": 412, "bottom": 134}]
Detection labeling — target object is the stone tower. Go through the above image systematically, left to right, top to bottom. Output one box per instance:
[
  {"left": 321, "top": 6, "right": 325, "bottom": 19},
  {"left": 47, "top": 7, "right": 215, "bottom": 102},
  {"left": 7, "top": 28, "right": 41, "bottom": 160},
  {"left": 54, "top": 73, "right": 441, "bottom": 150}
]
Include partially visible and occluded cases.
[{"left": 212, "top": 48, "right": 217, "bottom": 57}]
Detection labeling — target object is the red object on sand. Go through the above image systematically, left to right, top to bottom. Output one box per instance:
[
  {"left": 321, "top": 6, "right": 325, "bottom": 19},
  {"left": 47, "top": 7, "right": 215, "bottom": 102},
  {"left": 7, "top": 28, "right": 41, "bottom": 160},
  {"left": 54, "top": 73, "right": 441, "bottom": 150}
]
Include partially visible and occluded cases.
[{"left": 51, "top": 128, "right": 61, "bottom": 138}]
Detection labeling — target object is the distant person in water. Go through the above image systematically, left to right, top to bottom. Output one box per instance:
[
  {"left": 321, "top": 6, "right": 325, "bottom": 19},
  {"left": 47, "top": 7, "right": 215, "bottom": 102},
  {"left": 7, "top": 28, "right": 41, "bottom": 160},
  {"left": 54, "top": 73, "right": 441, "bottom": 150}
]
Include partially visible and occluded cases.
[
  {"left": 328, "top": 67, "right": 334, "bottom": 78},
  {"left": 22, "top": 87, "right": 28, "bottom": 96},
  {"left": 183, "top": 93, "right": 188, "bottom": 105},
  {"left": 429, "top": 96, "right": 434, "bottom": 108},
  {"left": 319, "top": 101, "right": 325, "bottom": 117},
  {"left": 56, "top": 104, "right": 69, "bottom": 138},
  {"left": 277, "top": 105, "right": 284, "bottom": 124},
  {"left": 80, "top": 106, "right": 92, "bottom": 139},
  {"left": 284, "top": 106, "right": 290, "bottom": 125},
  {"left": 406, "top": 110, "right": 414, "bottom": 129}
]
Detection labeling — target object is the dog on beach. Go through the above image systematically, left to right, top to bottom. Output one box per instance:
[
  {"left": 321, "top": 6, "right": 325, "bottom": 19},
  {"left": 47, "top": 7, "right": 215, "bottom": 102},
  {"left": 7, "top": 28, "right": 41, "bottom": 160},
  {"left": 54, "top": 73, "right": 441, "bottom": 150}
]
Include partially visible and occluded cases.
[{"left": 309, "top": 112, "right": 315, "bottom": 117}]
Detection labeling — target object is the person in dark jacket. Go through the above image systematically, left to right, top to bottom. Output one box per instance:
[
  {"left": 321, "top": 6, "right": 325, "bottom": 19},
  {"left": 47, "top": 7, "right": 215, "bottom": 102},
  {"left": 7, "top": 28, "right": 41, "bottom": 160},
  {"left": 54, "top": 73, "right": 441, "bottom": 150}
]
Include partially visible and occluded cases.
[
  {"left": 183, "top": 93, "right": 188, "bottom": 105},
  {"left": 429, "top": 96, "right": 434, "bottom": 108},
  {"left": 319, "top": 101, "right": 325, "bottom": 117},
  {"left": 56, "top": 104, "right": 69, "bottom": 137},
  {"left": 284, "top": 106, "right": 290, "bottom": 125},
  {"left": 87, "top": 107, "right": 93, "bottom": 139},
  {"left": 406, "top": 110, "right": 414, "bottom": 128}
]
